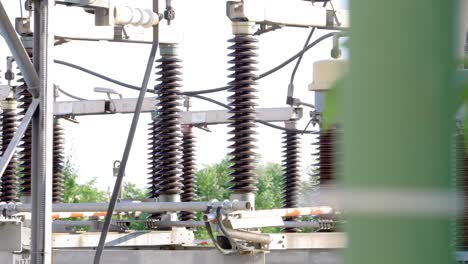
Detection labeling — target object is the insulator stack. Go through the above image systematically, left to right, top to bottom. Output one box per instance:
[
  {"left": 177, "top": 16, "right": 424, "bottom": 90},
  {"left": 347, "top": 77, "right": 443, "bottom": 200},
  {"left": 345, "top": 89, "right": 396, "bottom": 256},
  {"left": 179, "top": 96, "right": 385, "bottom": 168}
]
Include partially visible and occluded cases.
[
  {"left": 227, "top": 23, "right": 259, "bottom": 195},
  {"left": 152, "top": 49, "right": 184, "bottom": 197},
  {"left": 16, "top": 54, "right": 33, "bottom": 197},
  {"left": 0, "top": 99, "right": 18, "bottom": 202},
  {"left": 52, "top": 118, "right": 65, "bottom": 203},
  {"left": 147, "top": 120, "right": 161, "bottom": 222},
  {"left": 147, "top": 121, "right": 158, "bottom": 198},
  {"left": 180, "top": 125, "right": 196, "bottom": 221},
  {"left": 313, "top": 128, "right": 339, "bottom": 186},
  {"left": 281, "top": 130, "right": 301, "bottom": 233},
  {"left": 456, "top": 133, "right": 468, "bottom": 249}
]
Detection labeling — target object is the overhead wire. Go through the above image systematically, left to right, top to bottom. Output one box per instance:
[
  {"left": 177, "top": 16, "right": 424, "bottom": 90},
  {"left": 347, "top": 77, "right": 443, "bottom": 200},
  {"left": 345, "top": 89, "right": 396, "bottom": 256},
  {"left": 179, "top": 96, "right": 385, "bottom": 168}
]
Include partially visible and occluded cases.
[
  {"left": 18, "top": 0, "right": 22, "bottom": 17},
  {"left": 92, "top": 1, "right": 159, "bottom": 262},
  {"left": 287, "top": 1, "right": 329, "bottom": 107},
  {"left": 289, "top": 26, "right": 316, "bottom": 85},
  {"left": 53, "top": 29, "right": 336, "bottom": 135},
  {"left": 54, "top": 31, "right": 337, "bottom": 97},
  {"left": 256, "top": 32, "right": 336, "bottom": 80},
  {"left": 54, "top": 60, "right": 145, "bottom": 92},
  {"left": 57, "top": 87, "right": 88, "bottom": 101},
  {"left": 298, "top": 101, "right": 315, "bottom": 109}
]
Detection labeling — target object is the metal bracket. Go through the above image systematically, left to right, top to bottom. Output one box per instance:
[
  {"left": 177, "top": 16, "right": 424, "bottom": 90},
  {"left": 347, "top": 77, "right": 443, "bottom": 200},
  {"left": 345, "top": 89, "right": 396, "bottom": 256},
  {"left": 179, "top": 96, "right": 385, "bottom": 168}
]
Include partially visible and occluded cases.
[
  {"left": 226, "top": 0, "right": 348, "bottom": 29},
  {"left": 0, "top": 1, "right": 39, "bottom": 97}
]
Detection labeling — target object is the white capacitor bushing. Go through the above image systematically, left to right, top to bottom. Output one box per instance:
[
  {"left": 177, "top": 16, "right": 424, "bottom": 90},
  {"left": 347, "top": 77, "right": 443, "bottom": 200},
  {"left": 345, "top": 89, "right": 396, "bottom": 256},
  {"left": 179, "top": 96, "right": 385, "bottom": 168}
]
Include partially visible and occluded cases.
[
  {"left": 114, "top": 6, "right": 160, "bottom": 28},
  {"left": 231, "top": 21, "right": 257, "bottom": 35},
  {"left": 309, "top": 60, "right": 347, "bottom": 91},
  {"left": 1, "top": 99, "right": 16, "bottom": 110}
]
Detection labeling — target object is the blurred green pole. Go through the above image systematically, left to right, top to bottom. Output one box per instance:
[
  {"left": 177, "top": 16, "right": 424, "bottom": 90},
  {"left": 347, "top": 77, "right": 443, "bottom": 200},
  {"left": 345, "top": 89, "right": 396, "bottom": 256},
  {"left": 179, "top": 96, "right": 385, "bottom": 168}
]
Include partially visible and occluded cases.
[{"left": 345, "top": 1, "right": 456, "bottom": 264}]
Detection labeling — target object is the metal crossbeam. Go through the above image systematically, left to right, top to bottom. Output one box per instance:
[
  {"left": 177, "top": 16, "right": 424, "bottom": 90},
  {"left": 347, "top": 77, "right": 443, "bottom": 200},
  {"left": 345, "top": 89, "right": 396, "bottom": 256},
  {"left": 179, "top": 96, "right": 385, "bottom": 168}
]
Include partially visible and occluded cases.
[
  {"left": 55, "top": 0, "right": 110, "bottom": 8},
  {"left": 226, "top": 0, "right": 348, "bottom": 29},
  {"left": 54, "top": 99, "right": 301, "bottom": 123},
  {"left": 2, "top": 200, "right": 250, "bottom": 214}
]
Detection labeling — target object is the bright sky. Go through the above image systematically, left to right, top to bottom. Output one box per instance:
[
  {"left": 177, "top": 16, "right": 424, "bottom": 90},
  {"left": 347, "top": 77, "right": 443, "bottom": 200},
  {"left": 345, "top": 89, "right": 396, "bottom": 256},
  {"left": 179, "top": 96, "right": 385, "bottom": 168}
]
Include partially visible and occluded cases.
[{"left": 0, "top": 0, "right": 346, "bottom": 192}]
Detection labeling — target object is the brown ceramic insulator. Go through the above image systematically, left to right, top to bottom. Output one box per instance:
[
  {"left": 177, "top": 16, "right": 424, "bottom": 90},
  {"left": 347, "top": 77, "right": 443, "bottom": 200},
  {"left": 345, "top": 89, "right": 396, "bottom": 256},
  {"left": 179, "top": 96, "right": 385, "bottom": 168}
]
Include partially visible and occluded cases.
[
  {"left": 227, "top": 34, "right": 259, "bottom": 194},
  {"left": 180, "top": 126, "right": 196, "bottom": 221}
]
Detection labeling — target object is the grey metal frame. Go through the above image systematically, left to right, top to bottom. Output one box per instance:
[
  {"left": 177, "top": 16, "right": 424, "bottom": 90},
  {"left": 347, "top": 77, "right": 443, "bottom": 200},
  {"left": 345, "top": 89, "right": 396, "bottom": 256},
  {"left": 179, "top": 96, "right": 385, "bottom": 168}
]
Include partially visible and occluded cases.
[
  {"left": 30, "top": 0, "right": 54, "bottom": 263},
  {"left": 0, "top": 1, "right": 39, "bottom": 94},
  {"left": 0, "top": 1, "right": 337, "bottom": 263},
  {"left": 54, "top": 98, "right": 302, "bottom": 123},
  {"left": 1, "top": 201, "right": 250, "bottom": 214}
]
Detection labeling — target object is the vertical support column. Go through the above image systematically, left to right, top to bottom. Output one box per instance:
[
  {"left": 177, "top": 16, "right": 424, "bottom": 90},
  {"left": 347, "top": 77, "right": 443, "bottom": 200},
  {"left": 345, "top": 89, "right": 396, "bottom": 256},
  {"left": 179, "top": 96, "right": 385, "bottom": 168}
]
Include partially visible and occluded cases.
[
  {"left": 31, "top": 0, "right": 54, "bottom": 263},
  {"left": 345, "top": 2, "right": 455, "bottom": 264}
]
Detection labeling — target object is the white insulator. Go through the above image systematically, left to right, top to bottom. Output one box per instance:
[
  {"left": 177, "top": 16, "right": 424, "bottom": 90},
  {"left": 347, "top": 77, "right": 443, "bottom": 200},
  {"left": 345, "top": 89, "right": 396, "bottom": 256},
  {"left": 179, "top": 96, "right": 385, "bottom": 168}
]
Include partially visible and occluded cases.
[
  {"left": 114, "top": 6, "right": 160, "bottom": 28},
  {"left": 231, "top": 21, "right": 257, "bottom": 35},
  {"left": 308, "top": 60, "right": 347, "bottom": 91}
]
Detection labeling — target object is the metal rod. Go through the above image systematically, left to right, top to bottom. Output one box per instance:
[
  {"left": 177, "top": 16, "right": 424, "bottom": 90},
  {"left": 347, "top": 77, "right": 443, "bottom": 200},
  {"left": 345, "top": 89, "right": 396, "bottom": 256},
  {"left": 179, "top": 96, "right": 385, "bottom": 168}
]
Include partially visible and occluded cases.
[
  {"left": 31, "top": 0, "right": 54, "bottom": 262},
  {"left": 0, "top": 1, "right": 39, "bottom": 95},
  {"left": 345, "top": 1, "right": 455, "bottom": 264},
  {"left": 93, "top": 4, "right": 159, "bottom": 262},
  {"left": 55, "top": 35, "right": 153, "bottom": 45},
  {"left": 0, "top": 100, "right": 38, "bottom": 177},
  {"left": 5, "top": 201, "right": 250, "bottom": 213},
  {"left": 227, "top": 206, "right": 333, "bottom": 218},
  {"left": 51, "top": 219, "right": 317, "bottom": 229},
  {"left": 139, "top": 220, "right": 205, "bottom": 228},
  {"left": 153, "top": 220, "right": 319, "bottom": 229},
  {"left": 281, "top": 221, "right": 320, "bottom": 229},
  {"left": 225, "top": 228, "right": 272, "bottom": 244}
]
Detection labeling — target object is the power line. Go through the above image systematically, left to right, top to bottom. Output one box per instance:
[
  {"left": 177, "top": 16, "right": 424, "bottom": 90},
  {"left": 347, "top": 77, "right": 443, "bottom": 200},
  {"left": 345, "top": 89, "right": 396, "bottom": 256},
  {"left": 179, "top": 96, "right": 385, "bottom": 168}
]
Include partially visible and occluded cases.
[{"left": 54, "top": 32, "right": 337, "bottom": 97}]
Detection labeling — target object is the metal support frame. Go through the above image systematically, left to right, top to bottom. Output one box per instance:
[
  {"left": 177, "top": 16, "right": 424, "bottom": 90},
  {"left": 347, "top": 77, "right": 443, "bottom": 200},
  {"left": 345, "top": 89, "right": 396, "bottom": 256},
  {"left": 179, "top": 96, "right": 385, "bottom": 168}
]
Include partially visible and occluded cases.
[
  {"left": 30, "top": 0, "right": 54, "bottom": 263},
  {"left": 55, "top": 0, "right": 110, "bottom": 8},
  {"left": 226, "top": 0, "right": 348, "bottom": 29},
  {"left": 0, "top": 1, "right": 39, "bottom": 95},
  {"left": 54, "top": 99, "right": 302, "bottom": 123},
  {"left": 2, "top": 200, "right": 249, "bottom": 214},
  {"left": 51, "top": 219, "right": 321, "bottom": 230},
  {"left": 52, "top": 229, "right": 195, "bottom": 248},
  {"left": 48, "top": 248, "right": 346, "bottom": 264}
]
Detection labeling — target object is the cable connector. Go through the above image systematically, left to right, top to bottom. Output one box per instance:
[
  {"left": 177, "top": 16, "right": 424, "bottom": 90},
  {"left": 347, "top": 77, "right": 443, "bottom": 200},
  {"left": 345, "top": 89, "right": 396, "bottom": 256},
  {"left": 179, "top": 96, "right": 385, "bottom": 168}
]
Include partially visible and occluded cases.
[
  {"left": 164, "top": 6, "right": 175, "bottom": 24},
  {"left": 331, "top": 33, "right": 343, "bottom": 59}
]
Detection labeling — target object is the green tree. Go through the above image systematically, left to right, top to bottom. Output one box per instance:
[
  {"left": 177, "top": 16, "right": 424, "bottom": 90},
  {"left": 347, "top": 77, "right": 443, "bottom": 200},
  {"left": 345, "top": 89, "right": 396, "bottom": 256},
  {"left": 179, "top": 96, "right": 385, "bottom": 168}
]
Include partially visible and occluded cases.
[
  {"left": 196, "top": 158, "right": 231, "bottom": 202},
  {"left": 196, "top": 159, "right": 283, "bottom": 210},
  {"left": 63, "top": 160, "right": 108, "bottom": 203},
  {"left": 255, "top": 163, "right": 283, "bottom": 210},
  {"left": 122, "top": 182, "right": 146, "bottom": 200}
]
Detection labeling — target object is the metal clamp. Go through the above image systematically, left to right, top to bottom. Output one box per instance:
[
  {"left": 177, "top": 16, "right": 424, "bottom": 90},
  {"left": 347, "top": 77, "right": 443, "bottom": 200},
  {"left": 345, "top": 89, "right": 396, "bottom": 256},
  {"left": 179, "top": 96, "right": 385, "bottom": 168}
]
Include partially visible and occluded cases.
[
  {"left": 94, "top": 87, "right": 122, "bottom": 113},
  {"left": 0, "top": 202, "right": 19, "bottom": 218}
]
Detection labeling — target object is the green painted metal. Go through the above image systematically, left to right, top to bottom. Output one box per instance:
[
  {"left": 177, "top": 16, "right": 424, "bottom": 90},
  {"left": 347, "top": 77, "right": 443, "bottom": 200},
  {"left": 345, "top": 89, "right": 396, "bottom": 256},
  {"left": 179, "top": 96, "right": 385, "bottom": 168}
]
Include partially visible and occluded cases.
[{"left": 345, "top": 1, "right": 457, "bottom": 264}]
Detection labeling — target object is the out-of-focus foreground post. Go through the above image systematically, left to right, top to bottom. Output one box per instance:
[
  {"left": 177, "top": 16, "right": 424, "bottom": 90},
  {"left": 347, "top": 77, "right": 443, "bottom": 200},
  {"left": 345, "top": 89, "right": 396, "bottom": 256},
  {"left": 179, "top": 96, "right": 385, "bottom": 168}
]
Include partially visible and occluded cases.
[{"left": 345, "top": 1, "right": 456, "bottom": 264}]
